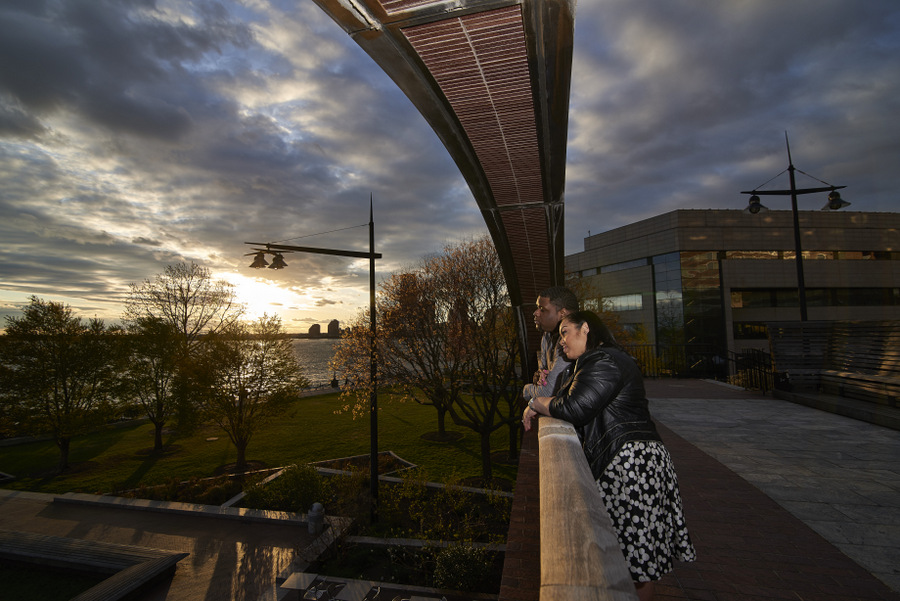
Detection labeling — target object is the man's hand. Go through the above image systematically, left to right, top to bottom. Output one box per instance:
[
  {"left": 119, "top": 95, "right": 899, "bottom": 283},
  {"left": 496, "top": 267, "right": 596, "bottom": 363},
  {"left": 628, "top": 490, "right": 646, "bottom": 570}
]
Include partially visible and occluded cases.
[{"left": 533, "top": 368, "right": 549, "bottom": 387}]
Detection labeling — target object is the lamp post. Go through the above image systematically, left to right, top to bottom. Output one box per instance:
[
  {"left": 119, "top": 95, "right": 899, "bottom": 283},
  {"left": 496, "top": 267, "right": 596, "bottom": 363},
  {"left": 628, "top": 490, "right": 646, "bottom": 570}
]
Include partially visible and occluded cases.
[
  {"left": 741, "top": 133, "right": 849, "bottom": 321},
  {"left": 245, "top": 198, "right": 382, "bottom": 521}
]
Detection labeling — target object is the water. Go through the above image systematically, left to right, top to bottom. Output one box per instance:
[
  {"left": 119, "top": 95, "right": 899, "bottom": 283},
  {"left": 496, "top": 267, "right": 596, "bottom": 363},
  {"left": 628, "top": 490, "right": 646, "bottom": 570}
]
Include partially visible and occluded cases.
[{"left": 292, "top": 338, "right": 338, "bottom": 387}]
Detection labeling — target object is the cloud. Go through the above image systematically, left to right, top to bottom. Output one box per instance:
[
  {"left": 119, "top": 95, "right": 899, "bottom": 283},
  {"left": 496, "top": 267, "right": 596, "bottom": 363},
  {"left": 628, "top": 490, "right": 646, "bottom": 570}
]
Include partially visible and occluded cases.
[
  {"left": 1, "top": 0, "right": 898, "bottom": 329},
  {"left": 564, "top": 0, "right": 900, "bottom": 245}
]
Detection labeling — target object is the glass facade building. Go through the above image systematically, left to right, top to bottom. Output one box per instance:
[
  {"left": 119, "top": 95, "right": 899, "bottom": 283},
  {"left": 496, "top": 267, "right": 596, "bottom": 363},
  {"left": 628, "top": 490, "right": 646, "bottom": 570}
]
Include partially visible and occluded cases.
[{"left": 565, "top": 210, "right": 900, "bottom": 356}]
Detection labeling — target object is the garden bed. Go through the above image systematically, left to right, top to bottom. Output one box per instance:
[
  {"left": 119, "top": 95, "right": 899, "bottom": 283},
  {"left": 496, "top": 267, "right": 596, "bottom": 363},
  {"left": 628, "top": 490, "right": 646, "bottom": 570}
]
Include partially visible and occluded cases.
[
  {"left": 311, "top": 451, "right": 416, "bottom": 476},
  {"left": 310, "top": 541, "right": 504, "bottom": 594}
]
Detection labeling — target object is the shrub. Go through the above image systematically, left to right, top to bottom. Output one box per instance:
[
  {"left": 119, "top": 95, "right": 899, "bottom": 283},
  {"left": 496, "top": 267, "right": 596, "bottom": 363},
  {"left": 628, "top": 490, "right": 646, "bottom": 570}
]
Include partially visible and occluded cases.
[
  {"left": 242, "top": 464, "right": 325, "bottom": 513},
  {"left": 377, "top": 468, "right": 508, "bottom": 542},
  {"left": 324, "top": 470, "right": 371, "bottom": 523},
  {"left": 433, "top": 543, "right": 492, "bottom": 591}
]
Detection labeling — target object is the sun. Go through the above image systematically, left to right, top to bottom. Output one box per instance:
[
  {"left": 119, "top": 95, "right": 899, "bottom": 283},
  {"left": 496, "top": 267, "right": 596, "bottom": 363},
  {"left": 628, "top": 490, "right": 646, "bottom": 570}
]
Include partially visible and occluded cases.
[{"left": 220, "top": 272, "right": 298, "bottom": 321}]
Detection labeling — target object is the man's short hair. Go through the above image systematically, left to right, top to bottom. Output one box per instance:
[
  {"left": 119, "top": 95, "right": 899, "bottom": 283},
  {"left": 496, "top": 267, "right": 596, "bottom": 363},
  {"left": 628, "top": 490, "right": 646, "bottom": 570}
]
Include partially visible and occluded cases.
[{"left": 539, "top": 286, "right": 578, "bottom": 313}]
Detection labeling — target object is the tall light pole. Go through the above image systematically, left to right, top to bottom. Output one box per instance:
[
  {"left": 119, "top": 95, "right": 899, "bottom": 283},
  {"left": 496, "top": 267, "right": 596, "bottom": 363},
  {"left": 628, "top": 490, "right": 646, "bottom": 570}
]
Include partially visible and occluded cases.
[
  {"left": 741, "top": 133, "right": 849, "bottom": 321},
  {"left": 245, "top": 197, "right": 382, "bottom": 520}
]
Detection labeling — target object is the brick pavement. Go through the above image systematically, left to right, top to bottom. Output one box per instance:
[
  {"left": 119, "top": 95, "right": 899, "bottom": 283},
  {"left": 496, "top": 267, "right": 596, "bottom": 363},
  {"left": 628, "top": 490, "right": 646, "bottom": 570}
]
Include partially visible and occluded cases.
[
  {"left": 501, "top": 378, "right": 900, "bottom": 601},
  {"left": 657, "top": 421, "right": 898, "bottom": 601}
]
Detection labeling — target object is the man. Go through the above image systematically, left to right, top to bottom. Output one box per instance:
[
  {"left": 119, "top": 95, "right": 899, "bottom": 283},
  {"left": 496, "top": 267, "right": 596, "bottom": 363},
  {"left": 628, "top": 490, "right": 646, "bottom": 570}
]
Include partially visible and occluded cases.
[{"left": 521, "top": 286, "right": 579, "bottom": 403}]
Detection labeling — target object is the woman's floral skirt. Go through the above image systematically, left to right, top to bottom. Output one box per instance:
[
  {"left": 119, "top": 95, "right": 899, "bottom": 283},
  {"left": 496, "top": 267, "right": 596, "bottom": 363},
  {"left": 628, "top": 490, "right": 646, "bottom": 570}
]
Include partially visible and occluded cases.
[{"left": 596, "top": 440, "right": 697, "bottom": 582}]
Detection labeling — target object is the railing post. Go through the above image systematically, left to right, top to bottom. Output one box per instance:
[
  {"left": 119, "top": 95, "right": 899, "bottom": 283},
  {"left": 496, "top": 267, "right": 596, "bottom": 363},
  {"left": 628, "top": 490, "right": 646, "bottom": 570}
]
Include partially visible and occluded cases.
[{"left": 537, "top": 417, "right": 638, "bottom": 601}]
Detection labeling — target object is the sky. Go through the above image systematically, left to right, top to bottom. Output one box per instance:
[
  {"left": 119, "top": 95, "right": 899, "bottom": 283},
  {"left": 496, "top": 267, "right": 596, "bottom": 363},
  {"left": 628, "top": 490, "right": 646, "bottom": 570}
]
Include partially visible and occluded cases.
[{"left": 1, "top": 0, "right": 898, "bottom": 333}]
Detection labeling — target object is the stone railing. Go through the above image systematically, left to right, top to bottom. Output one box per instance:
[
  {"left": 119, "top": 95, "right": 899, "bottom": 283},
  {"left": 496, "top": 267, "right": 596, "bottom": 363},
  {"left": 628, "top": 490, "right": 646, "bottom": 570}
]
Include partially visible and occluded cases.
[{"left": 537, "top": 416, "right": 638, "bottom": 601}]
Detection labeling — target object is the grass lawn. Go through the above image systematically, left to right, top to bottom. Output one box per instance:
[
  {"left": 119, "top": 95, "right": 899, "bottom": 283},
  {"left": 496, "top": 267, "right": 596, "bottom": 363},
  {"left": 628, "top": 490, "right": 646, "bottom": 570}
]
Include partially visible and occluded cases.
[{"left": 0, "top": 390, "right": 519, "bottom": 495}]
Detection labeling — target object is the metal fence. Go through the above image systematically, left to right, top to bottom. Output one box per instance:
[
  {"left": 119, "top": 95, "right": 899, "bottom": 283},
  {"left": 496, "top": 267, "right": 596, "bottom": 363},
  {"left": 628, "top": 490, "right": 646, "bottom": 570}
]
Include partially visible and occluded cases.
[{"left": 624, "top": 344, "right": 774, "bottom": 394}]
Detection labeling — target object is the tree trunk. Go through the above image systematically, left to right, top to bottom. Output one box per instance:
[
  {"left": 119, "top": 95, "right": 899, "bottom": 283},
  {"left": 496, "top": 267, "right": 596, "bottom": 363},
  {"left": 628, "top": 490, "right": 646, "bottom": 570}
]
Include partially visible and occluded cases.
[
  {"left": 436, "top": 407, "right": 447, "bottom": 435},
  {"left": 153, "top": 421, "right": 165, "bottom": 451},
  {"left": 480, "top": 430, "right": 493, "bottom": 482},
  {"left": 57, "top": 436, "right": 71, "bottom": 472},
  {"left": 235, "top": 441, "right": 247, "bottom": 473}
]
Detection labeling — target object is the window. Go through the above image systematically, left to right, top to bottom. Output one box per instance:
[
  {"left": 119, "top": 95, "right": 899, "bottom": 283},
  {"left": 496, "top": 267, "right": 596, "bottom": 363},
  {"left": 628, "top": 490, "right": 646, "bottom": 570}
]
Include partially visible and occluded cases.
[
  {"left": 726, "top": 250, "right": 900, "bottom": 261},
  {"left": 726, "top": 251, "right": 780, "bottom": 260},
  {"left": 653, "top": 253, "right": 682, "bottom": 293},
  {"left": 600, "top": 258, "right": 649, "bottom": 273},
  {"left": 732, "top": 287, "right": 899, "bottom": 309},
  {"left": 607, "top": 294, "right": 643, "bottom": 312},
  {"left": 733, "top": 322, "right": 769, "bottom": 340}
]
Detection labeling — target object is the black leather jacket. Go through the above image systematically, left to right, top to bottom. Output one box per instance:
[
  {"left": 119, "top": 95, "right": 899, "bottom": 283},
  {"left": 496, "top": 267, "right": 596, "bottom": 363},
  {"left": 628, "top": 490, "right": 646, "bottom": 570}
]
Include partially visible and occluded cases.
[{"left": 548, "top": 346, "right": 661, "bottom": 480}]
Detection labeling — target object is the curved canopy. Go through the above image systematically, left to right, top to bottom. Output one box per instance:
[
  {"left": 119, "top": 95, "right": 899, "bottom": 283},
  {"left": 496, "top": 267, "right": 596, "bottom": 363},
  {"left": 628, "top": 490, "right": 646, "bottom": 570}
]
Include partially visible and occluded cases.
[{"left": 313, "top": 0, "right": 575, "bottom": 357}]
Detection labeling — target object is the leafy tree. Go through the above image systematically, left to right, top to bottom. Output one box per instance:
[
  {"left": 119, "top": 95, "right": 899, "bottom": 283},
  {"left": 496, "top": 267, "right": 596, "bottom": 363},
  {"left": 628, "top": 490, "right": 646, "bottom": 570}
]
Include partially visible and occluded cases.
[
  {"left": 332, "top": 236, "right": 523, "bottom": 481},
  {"left": 437, "top": 237, "right": 522, "bottom": 480},
  {"left": 124, "top": 262, "right": 243, "bottom": 427},
  {"left": 332, "top": 263, "right": 471, "bottom": 437},
  {"left": 331, "top": 272, "right": 467, "bottom": 435},
  {"left": 0, "top": 296, "right": 121, "bottom": 471},
  {"left": 193, "top": 314, "right": 307, "bottom": 472},
  {"left": 120, "top": 317, "right": 181, "bottom": 452},
  {"left": 0, "top": 358, "right": 27, "bottom": 439}
]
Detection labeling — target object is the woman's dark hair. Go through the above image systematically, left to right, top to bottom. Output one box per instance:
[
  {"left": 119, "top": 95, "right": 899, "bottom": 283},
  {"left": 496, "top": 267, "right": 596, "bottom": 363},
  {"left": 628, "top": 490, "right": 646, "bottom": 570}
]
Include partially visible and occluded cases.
[{"left": 562, "top": 310, "right": 623, "bottom": 352}]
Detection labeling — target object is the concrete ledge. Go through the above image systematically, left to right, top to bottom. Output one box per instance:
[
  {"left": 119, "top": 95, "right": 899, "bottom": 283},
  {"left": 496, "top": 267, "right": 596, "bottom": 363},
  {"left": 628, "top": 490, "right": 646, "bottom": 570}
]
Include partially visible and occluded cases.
[
  {"left": 537, "top": 417, "right": 637, "bottom": 601},
  {"left": 54, "top": 491, "right": 309, "bottom": 525}
]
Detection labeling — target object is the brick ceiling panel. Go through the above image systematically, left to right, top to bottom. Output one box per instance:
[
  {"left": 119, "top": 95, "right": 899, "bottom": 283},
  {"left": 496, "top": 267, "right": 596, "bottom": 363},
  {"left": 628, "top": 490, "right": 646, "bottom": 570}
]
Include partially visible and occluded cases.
[
  {"left": 312, "top": 0, "right": 574, "bottom": 364},
  {"left": 403, "top": 6, "right": 542, "bottom": 213}
]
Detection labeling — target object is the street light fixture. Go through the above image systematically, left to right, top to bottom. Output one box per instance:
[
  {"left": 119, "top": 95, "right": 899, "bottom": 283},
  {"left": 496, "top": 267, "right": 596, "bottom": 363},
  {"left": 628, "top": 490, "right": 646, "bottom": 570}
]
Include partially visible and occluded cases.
[
  {"left": 741, "top": 133, "right": 848, "bottom": 321},
  {"left": 245, "top": 198, "right": 382, "bottom": 521},
  {"left": 248, "top": 251, "right": 269, "bottom": 268},
  {"left": 268, "top": 253, "right": 288, "bottom": 269}
]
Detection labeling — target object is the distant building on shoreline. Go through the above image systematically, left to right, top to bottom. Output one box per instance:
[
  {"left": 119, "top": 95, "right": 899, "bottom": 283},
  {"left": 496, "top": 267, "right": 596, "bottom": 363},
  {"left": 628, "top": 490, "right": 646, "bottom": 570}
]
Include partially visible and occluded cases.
[
  {"left": 327, "top": 319, "right": 340, "bottom": 337},
  {"left": 285, "top": 320, "right": 342, "bottom": 339}
]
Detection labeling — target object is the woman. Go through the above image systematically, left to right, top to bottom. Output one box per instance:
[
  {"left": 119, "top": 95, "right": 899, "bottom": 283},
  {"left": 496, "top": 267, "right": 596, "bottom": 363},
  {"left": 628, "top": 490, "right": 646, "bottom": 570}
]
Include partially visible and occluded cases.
[{"left": 522, "top": 311, "right": 695, "bottom": 601}]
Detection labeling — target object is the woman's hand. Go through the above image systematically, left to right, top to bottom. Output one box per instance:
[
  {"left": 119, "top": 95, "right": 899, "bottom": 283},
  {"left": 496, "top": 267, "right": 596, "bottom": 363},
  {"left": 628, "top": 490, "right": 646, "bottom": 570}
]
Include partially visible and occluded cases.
[
  {"left": 522, "top": 396, "right": 551, "bottom": 432},
  {"left": 522, "top": 406, "right": 538, "bottom": 431}
]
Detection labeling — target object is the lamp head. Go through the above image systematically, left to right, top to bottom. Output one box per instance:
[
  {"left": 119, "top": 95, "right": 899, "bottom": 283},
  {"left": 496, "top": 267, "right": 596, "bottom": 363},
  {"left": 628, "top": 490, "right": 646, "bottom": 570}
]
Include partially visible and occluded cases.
[
  {"left": 822, "top": 190, "right": 850, "bottom": 211},
  {"left": 745, "top": 195, "right": 768, "bottom": 214},
  {"left": 249, "top": 252, "right": 268, "bottom": 268},
  {"left": 268, "top": 253, "right": 288, "bottom": 269}
]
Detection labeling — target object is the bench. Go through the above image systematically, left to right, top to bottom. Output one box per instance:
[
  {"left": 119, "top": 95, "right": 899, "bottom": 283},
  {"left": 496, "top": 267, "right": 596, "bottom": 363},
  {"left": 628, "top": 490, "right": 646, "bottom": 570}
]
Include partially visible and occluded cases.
[
  {"left": 766, "top": 321, "right": 832, "bottom": 391},
  {"left": 767, "top": 321, "right": 900, "bottom": 409},
  {"left": 819, "top": 321, "right": 900, "bottom": 406},
  {"left": 0, "top": 529, "right": 188, "bottom": 601}
]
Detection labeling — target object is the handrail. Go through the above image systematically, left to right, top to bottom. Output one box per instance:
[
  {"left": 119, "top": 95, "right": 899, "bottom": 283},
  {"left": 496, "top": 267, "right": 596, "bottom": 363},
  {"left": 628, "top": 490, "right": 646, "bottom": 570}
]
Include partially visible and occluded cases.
[{"left": 537, "top": 417, "right": 638, "bottom": 601}]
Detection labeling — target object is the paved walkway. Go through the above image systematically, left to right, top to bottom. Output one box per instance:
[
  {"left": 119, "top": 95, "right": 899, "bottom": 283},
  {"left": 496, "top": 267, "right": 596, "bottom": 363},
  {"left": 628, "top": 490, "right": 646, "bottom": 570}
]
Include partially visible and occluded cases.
[
  {"left": 2, "top": 379, "right": 899, "bottom": 600},
  {"left": 645, "top": 379, "right": 900, "bottom": 600}
]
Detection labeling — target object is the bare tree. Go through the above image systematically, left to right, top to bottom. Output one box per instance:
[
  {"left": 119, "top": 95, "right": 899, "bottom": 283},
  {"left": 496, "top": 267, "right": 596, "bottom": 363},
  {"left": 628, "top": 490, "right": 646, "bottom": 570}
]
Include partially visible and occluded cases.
[
  {"left": 124, "top": 262, "right": 243, "bottom": 427},
  {"left": 124, "top": 262, "right": 243, "bottom": 356},
  {"left": 0, "top": 296, "right": 121, "bottom": 471},
  {"left": 193, "top": 314, "right": 307, "bottom": 472}
]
